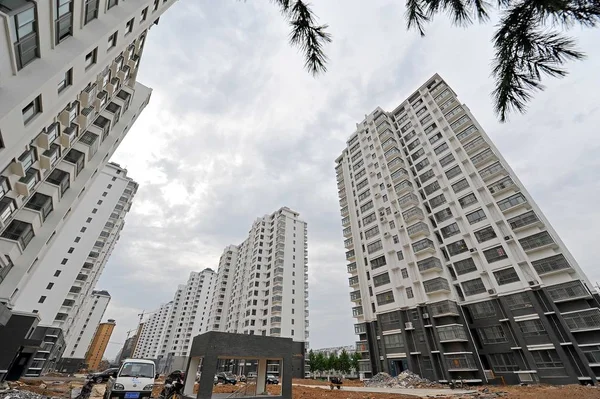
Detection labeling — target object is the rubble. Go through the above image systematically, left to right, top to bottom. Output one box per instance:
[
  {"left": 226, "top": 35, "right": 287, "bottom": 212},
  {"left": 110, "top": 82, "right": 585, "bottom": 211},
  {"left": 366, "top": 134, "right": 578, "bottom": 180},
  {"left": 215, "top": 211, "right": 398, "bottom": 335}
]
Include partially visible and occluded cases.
[
  {"left": 365, "top": 371, "right": 444, "bottom": 389},
  {"left": 0, "top": 389, "right": 62, "bottom": 399}
]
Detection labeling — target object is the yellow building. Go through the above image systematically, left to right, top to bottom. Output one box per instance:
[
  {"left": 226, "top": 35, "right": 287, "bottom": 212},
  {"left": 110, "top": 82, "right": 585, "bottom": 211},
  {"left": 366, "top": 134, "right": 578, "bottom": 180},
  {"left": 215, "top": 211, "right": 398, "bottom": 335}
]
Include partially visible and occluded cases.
[{"left": 85, "top": 319, "right": 116, "bottom": 371}]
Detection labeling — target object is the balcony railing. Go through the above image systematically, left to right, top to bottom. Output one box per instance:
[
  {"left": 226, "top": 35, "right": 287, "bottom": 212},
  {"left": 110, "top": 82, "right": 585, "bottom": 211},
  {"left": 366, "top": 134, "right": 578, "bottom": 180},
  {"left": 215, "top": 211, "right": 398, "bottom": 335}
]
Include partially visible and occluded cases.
[
  {"left": 471, "top": 148, "right": 496, "bottom": 167},
  {"left": 488, "top": 176, "right": 516, "bottom": 195},
  {"left": 394, "top": 180, "right": 413, "bottom": 196},
  {"left": 24, "top": 193, "right": 53, "bottom": 221},
  {"left": 398, "top": 193, "right": 419, "bottom": 209},
  {"left": 403, "top": 207, "right": 424, "bottom": 223},
  {"left": 342, "top": 216, "right": 350, "bottom": 226},
  {"left": 1, "top": 220, "right": 34, "bottom": 249},
  {"left": 407, "top": 222, "right": 429, "bottom": 237},
  {"left": 343, "top": 226, "right": 352, "bottom": 237},
  {"left": 519, "top": 231, "right": 556, "bottom": 252},
  {"left": 344, "top": 238, "right": 353, "bottom": 248},
  {"left": 412, "top": 238, "right": 435, "bottom": 254},
  {"left": 346, "top": 249, "right": 355, "bottom": 260},
  {"left": 417, "top": 256, "right": 442, "bottom": 273},
  {"left": 347, "top": 262, "right": 357, "bottom": 273},
  {"left": 349, "top": 276, "right": 359, "bottom": 286},
  {"left": 423, "top": 277, "right": 450, "bottom": 293},
  {"left": 350, "top": 290, "right": 361, "bottom": 301},
  {"left": 429, "top": 300, "right": 460, "bottom": 317},
  {"left": 352, "top": 306, "right": 363, "bottom": 317},
  {"left": 354, "top": 323, "right": 367, "bottom": 335},
  {"left": 437, "top": 325, "right": 468, "bottom": 341},
  {"left": 356, "top": 341, "right": 369, "bottom": 352},
  {"left": 445, "top": 354, "right": 478, "bottom": 371}
]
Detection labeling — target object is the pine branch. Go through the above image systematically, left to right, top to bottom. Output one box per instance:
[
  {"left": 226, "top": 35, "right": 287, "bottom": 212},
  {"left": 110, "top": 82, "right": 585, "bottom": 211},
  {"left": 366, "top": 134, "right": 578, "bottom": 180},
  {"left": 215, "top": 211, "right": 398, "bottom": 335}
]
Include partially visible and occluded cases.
[
  {"left": 405, "top": 0, "right": 430, "bottom": 35},
  {"left": 278, "top": 1, "right": 331, "bottom": 75},
  {"left": 492, "top": 3, "right": 585, "bottom": 121}
]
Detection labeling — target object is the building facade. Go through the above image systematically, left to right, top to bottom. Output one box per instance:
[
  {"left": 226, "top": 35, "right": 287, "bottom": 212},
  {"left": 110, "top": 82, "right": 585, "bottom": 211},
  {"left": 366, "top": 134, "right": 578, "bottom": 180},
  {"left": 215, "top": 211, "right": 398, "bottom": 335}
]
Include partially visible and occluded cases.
[
  {"left": 0, "top": 0, "right": 177, "bottom": 379},
  {"left": 336, "top": 74, "right": 600, "bottom": 385},
  {"left": 208, "top": 207, "right": 309, "bottom": 344},
  {"left": 132, "top": 269, "right": 216, "bottom": 372},
  {"left": 62, "top": 290, "right": 111, "bottom": 369},
  {"left": 85, "top": 319, "right": 115, "bottom": 371}
]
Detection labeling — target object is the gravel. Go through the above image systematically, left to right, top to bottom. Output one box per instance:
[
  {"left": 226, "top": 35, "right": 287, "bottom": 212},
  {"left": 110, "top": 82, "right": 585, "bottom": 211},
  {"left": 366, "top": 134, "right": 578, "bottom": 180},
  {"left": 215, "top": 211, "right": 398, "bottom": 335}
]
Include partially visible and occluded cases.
[{"left": 365, "top": 371, "right": 444, "bottom": 389}]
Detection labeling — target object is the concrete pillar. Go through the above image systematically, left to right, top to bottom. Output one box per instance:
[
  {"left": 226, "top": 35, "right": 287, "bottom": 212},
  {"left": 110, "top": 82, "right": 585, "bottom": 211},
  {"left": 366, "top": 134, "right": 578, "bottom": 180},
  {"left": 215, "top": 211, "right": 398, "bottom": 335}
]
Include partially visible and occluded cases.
[
  {"left": 197, "top": 355, "right": 218, "bottom": 399},
  {"left": 281, "top": 356, "right": 292, "bottom": 399},
  {"left": 184, "top": 357, "right": 200, "bottom": 397},
  {"left": 256, "top": 358, "right": 267, "bottom": 394}
]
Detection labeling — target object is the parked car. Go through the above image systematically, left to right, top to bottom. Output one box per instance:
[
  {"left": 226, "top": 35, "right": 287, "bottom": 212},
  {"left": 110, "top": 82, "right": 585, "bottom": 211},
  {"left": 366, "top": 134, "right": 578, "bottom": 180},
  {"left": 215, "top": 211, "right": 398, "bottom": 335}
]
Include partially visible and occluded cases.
[
  {"left": 87, "top": 368, "right": 119, "bottom": 383},
  {"left": 216, "top": 372, "right": 237, "bottom": 385},
  {"left": 247, "top": 372, "right": 257, "bottom": 379},
  {"left": 266, "top": 374, "right": 279, "bottom": 384}
]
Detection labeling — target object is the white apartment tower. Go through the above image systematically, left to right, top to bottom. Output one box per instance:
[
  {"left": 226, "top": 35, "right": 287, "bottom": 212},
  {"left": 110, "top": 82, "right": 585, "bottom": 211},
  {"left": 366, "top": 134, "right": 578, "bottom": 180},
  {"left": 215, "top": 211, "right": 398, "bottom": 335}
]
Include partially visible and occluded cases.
[
  {"left": 0, "top": 0, "right": 176, "bottom": 376},
  {"left": 336, "top": 74, "right": 600, "bottom": 385},
  {"left": 14, "top": 162, "right": 136, "bottom": 375},
  {"left": 208, "top": 207, "right": 309, "bottom": 343},
  {"left": 134, "top": 269, "right": 216, "bottom": 371},
  {"left": 62, "top": 290, "right": 111, "bottom": 362},
  {"left": 134, "top": 301, "right": 172, "bottom": 359}
]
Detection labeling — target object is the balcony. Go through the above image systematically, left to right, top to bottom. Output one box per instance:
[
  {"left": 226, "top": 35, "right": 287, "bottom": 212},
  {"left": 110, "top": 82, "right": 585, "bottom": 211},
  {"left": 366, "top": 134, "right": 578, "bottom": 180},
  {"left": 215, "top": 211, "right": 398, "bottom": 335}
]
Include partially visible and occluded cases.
[
  {"left": 80, "top": 83, "right": 98, "bottom": 108},
  {"left": 58, "top": 101, "right": 79, "bottom": 126},
  {"left": 377, "top": 120, "right": 392, "bottom": 132},
  {"left": 37, "top": 122, "right": 60, "bottom": 150},
  {"left": 60, "top": 122, "right": 79, "bottom": 148},
  {"left": 456, "top": 125, "right": 479, "bottom": 143},
  {"left": 379, "top": 129, "right": 393, "bottom": 143},
  {"left": 76, "top": 131, "right": 100, "bottom": 161},
  {"left": 462, "top": 136, "right": 487, "bottom": 154},
  {"left": 382, "top": 137, "right": 397, "bottom": 151},
  {"left": 40, "top": 144, "right": 61, "bottom": 170},
  {"left": 385, "top": 147, "right": 401, "bottom": 160},
  {"left": 11, "top": 148, "right": 35, "bottom": 177},
  {"left": 471, "top": 148, "right": 497, "bottom": 167},
  {"left": 64, "top": 149, "right": 85, "bottom": 176},
  {"left": 387, "top": 157, "right": 404, "bottom": 173},
  {"left": 15, "top": 168, "right": 39, "bottom": 196},
  {"left": 46, "top": 168, "right": 70, "bottom": 198},
  {"left": 390, "top": 168, "right": 409, "bottom": 182},
  {"left": 488, "top": 176, "right": 516, "bottom": 196},
  {"left": 337, "top": 180, "right": 345, "bottom": 190},
  {"left": 394, "top": 180, "right": 413, "bottom": 196},
  {"left": 338, "top": 188, "right": 346, "bottom": 199},
  {"left": 24, "top": 193, "right": 53, "bottom": 222},
  {"left": 398, "top": 193, "right": 419, "bottom": 209},
  {"left": 0, "top": 197, "right": 16, "bottom": 225},
  {"left": 340, "top": 198, "right": 348, "bottom": 207},
  {"left": 341, "top": 206, "right": 349, "bottom": 217},
  {"left": 402, "top": 206, "right": 424, "bottom": 223},
  {"left": 0, "top": 220, "right": 34, "bottom": 250},
  {"left": 407, "top": 222, "right": 430, "bottom": 238},
  {"left": 343, "top": 226, "right": 352, "bottom": 237},
  {"left": 519, "top": 231, "right": 557, "bottom": 252},
  {"left": 344, "top": 237, "right": 354, "bottom": 249},
  {"left": 412, "top": 238, "right": 435, "bottom": 254},
  {"left": 346, "top": 249, "right": 356, "bottom": 261},
  {"left": 417, "top": 256, "right": 442, "bottom": 273},
  {"left": 347, "top": 262, "right": 357, "bottom": 273},
  {"left": 274, "top": 267, "right": 284, "bottom": 277},
  {"left": 349, "top": 276, "right": 359, "bottom": 287},
  {"left": 423, "top": 277, "right": 450, "bottom": 294},
  {"left": 350, "top": 290, "right": 361, "bottom": 302},
  {"left": 272, "top": 295, "right": 283, "bottom": 305},
  {"left": 429, "top": 300, "right": 460, "bottom": 317},
  {"left": 352, "top": 306, "right": 364, "bottom": 317},
  {"left": 354, "top": 323, "right": 367, "bottom": 335},
  {"left": 437, "top": 325, "right": 468, "bottom": 342},
  {"left": 356, "top": 340, "right": 369, "bottom": 352},
  {"left": 445, "top": 354, "right": 478, "bottom": 371}
]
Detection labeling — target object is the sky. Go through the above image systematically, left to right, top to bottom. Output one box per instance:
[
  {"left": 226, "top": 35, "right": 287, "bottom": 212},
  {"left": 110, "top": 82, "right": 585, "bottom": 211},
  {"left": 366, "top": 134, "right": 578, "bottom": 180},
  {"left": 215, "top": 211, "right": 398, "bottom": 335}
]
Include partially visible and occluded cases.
[{"left": 96, "top": 0, "right": 600, "bottom": 359}]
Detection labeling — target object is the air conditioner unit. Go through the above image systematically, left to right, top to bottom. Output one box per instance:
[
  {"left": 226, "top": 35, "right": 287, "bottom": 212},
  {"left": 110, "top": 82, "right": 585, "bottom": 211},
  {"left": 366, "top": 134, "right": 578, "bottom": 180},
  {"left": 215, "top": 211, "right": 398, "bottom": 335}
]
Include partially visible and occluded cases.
[
  {"left": 80, "top": 84, "right": 98, "bottom": 107},
  {"left": 488, "top": 289, "right": 496, "bottom": 295},
  {"left": 422, "top": 313, "right": 429, "bottom": 319},
  {"left": 405, "top": 322, "right": 413, "bottom": 329}
]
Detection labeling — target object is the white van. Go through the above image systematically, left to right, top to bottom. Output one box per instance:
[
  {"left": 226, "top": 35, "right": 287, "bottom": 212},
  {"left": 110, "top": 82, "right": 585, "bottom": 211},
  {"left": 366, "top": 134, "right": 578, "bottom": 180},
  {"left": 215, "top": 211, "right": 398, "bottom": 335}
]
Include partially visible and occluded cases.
[{"left": 104, "top": 359, "right": 157, "bottom": 399}]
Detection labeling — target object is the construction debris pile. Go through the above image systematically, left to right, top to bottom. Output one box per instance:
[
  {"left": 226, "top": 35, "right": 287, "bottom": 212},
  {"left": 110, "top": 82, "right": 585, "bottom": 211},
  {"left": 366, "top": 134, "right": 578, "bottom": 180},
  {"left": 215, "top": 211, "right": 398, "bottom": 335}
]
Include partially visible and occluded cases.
[
  {"left": 365, "top": 371, "right": 444, "bottom": 389},
  {"left": 0, "top": 380, "right": 83, "bottom": 399}
]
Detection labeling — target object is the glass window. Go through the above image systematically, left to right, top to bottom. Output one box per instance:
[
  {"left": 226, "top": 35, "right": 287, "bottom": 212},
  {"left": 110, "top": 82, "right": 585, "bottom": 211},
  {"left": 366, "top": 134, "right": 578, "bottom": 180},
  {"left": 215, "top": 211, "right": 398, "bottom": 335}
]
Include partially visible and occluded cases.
[
  {"left": 55, "top": 0, "right": 73, "bottom": 44},
  {"left": 85, "top": 0, "right": 99, "bottom": 24},
  {"left": 108, "top": 0, "right": 119, "bottom": 9},
  {"left": 14, "top": 5, "right": 39, "bottom": 69},
  {"left": 85, "top": 48, "right": 97, "bottom": 69},
  {"left": 58, "top": 68, "right": 72, "bottom": 93},
  {"left": 22, "top": 95, "right": 42, "bottom": 124},
  {"left": 434, "top": 142, "right": 449, "bottom": 155},
  {"left": 439, "top": 153, "right": 455, "bottom": 167},
  {"left": 445, "top": 165, "right": 462, "bottom": 180},
  {"left": 451, "top": 178, "right": 469, "bottom": 193},
  {"left": 458, "top": 193, "right": 478, "bottom": 208},
  {"left": 497, "top": 193, "right": 527, "bottom": 211},
  {"left": 429, "top": 194, "right": 446, "bottom": 209},
  {"left": 434, "top": 207, "right": 452, "bottom": 223},
  {"left": 466, "top": 209, "right": 487, "bottom": 224},
  {"left": 440, "top": 223, "right": 460, "bottom": 238},
  {"left": 474, "top": 226, "right": 497, "bottom": 243},
  {"left": 367, "top": 240, "right": 382, "bottom": 254},
  {"left": 447, "top": 240, "right": 468, "bottom": 256},
  {"left": 483, "top": 245, "right": 508, "bottom": 263},
  {"left": 370, "top": 255, "right": 386, "bottom": 269},
  {"left": 453, "top": 258, "right": 477, "bottom": 275},
  {"left": 493, "top": 267, "right": 520, "bottom": 285},
  {"left": 373, "top": 272, "right": 390, "bottom": 287},
  {"left": 462, "top": 278, "right": 486, "bottom": 296},
  {"left": 406, "top": 287, "right": 414, "bottom": 298},
  {"left": 376, "top": 291, "right": 394, "bottom": 305},
  {"left": 505, "top": 292, "right": 533, "bottom": 310},
  {"left": 469, "top": 301, "right": 496, "bottom": 319},
  {"left": 531, "top": 350, "right": 563, "bottom": 369},
  {"left": 488, "top": 353, "right": 519, "bottom": 372}
]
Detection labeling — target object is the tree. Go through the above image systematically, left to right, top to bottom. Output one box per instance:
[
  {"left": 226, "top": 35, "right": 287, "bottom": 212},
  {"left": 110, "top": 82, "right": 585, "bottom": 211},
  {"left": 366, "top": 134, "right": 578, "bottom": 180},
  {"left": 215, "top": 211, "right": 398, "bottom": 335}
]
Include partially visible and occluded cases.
[
  {"left": 272, "top": 1, "right": 597, "bottom": 122},
  {"left": 338, "top": 349, "right": 352, "bottom": 375},
  {"left": 308, "top": 350, "right": 317, "bottom": 374},
  {"left": 315, "top": 352, "right": 327, "bottom": 373},
  {"left": 327, "top": 352, "right": 339, "bottom": 374},
  {"left": 351, "top": 352, "right": 361, "bottom": 374}
]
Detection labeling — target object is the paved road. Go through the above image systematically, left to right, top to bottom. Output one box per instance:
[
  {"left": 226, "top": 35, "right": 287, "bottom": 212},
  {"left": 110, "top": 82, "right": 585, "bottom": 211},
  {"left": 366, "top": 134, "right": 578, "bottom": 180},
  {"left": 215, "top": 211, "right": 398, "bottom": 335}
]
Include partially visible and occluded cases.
[{"left": 294, "top": 383, "right": 476, "bottom": 398}]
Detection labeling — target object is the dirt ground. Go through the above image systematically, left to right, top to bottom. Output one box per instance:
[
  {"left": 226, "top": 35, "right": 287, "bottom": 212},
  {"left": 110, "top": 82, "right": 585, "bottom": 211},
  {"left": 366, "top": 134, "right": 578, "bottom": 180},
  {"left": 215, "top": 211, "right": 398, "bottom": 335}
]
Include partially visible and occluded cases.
[
  {"left": 10, "top": 377, "right": 600, "bottom": 399},
  {"left": 293, "top": 378, "right": 364, "bottom": 387}
]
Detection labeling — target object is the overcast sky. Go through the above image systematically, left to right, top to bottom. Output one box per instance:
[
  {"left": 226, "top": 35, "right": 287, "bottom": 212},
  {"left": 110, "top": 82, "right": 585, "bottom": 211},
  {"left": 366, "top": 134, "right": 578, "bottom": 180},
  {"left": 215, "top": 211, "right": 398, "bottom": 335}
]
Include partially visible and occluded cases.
[{"left": 96, "top": 0, "right": 600, "bottom": 359}]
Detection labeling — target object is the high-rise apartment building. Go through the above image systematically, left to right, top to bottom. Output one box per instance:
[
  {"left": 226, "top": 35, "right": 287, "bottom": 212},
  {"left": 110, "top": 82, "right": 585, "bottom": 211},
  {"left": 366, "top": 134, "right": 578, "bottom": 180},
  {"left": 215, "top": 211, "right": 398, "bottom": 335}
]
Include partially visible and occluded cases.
[
  {"left": 0, "top": 0, "right": 176, "bottom": 379},
  {"left": 336, "top": 74, "right": 600, "bottom": 385},
  {"left": 208, "top": 207, "right": 309, "bottom": 344},
  {"left": 133, "top": 269, "right": 216, "bottom": 372},
  {"left": 61, "top": 290, "right": 111, "bottom": 370},
  {"left": 134, "top": 301, "right": 172, "bottom": 359},
  {"left": 85, "top": 318, "right": 116, "bottom": 371}
]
